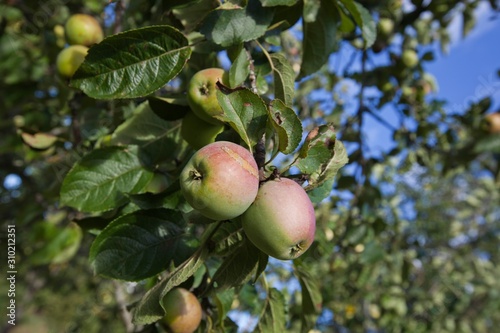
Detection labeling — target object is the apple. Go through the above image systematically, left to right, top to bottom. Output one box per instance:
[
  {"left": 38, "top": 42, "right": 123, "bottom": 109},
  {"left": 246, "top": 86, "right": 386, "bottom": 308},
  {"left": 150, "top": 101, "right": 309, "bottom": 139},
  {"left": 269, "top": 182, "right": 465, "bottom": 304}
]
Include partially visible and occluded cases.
[
  {"left": 65, "top": 14, "right": 104, "bottom": 46},
  {"left": 378, "top": 18, "right": 394, "bottom": 36},
  {"left": 56, "top": 45, "right": 88, "bottom": 78},
  {"left": 401, "top": 49, "right": 419, "bottom": 68},
  {"left": 187, "top": 68, "right": 226, "bottom": 125},
  {"left": 181, "top": 111, "right": 224, "bottom": 150},
  {"left": 484, "top": 112, "right": 500, "bottom": 134},
  {"left": 179, "top": 141, "right": 259, "bottom": 220},
  {"left": 241, "top": 177, "right": 316, "bottom": 260},
  {"left": 161, "top": 288, "right": 202, "bottom": 333}
]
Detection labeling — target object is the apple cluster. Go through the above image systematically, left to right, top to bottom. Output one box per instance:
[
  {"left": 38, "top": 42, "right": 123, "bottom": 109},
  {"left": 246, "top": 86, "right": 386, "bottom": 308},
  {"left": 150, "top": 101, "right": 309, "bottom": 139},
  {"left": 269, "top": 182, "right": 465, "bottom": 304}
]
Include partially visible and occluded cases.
[
  {"left": 56, "top": 14, "right": 104, "bottom": 78},
  {"left": 179, "top": 69, "right": 316, "bottom": 261}
]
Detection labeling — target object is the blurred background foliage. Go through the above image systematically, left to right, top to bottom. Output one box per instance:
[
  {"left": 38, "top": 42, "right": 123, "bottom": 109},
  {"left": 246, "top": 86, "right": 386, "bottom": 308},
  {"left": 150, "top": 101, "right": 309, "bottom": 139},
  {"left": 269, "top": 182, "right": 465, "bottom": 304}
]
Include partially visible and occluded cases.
[{"left": 1, "top": 0, "right": 499, "bottom": 332}]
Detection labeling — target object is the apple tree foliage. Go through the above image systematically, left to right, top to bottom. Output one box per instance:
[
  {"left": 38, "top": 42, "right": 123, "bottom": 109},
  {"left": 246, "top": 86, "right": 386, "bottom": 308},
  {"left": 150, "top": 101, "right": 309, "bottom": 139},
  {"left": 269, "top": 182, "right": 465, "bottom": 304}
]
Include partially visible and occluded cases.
[{"left": 1, "top": 0, "right": 500, "bottom": 332}]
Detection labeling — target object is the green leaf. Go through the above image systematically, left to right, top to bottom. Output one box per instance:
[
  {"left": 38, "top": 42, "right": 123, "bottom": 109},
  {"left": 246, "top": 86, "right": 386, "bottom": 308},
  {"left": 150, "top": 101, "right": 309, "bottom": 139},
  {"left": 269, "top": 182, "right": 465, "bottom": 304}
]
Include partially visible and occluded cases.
[
  {"left": 260, "top": 0, "right": 298, "bottom": 6},
  {"left": 299, "top": 0, "right": 338, "bottom": 78},
  {"left": 303, "top": 0, "right": 321, "bottom": 23},
  {"left": 338, "top": 0, "right": 376, "bottom": 48},
  {"left": 200, "top": 1, "right": 274, "bottom": 47},
  {"left": 355, "top": 2, "right": 376, "bottom": 48},
  {"left": 70, "top": 26, "right": 191, "bottom": 99},
  {"left": 228, "top": 47, "right": 250, "bottom": 88},
  {"left": 270, "top": 53, "right": 295, "bottom": 106},
  {"left": 215, "top": 85, "right": 269, "bottom": 151},
  {"left": 148, "top": 95, "right": 190, "bottom": 121},
  {"left": 268, "top": 99, "right": 302, "bottom": 154},
  {"left": 108, "top": 102, "right": 187, "bottom": 165},
  {"left": 110, "top": 102, "right": 174, "bottom": 146},
  {"left": 293, "top": 124, "right": 349, "bottom": 191},
  {"left": 474, "top": 135, "right": 500, "bottom": 153},
  {"left": 60, "top": 145, "right": 154, "bottom": 213},
  {"left": 307, "top": 177, "right": 335, "bottom": 203},
  {"left": 128, "top": 180, "right": 190, "bottom": 212},
  {"left": 89, "top": 209, "right": 187, "bottom": 281},
  {"left": 210, "top": 221, "right": 245, "bottom": 256},
  {"left": 30, "top": 223, "right": 83, "bottom": 265},
  {"left": 210, "top": 238, "right": 268, "bottom": 293},
  {"left": 360, "top": 241, "right": 385, "bottom": 264},
  {"left": 132, "top": 246, "right": 209, "bottom": 325},
  {"left": 295, "top": 264, "right": 322, "bottom": 332},
  {"left": 256, "top": 288, "right": 287, "bottom": 333},
  {"left": 213, "top": 289, "right": 236, "bottom": 328}
]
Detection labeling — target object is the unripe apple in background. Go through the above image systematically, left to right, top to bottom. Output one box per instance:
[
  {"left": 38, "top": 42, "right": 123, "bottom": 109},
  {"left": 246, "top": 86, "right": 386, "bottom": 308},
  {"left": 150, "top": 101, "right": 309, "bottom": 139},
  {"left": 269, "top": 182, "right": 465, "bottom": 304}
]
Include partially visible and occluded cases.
[
  {"left": 65, "top": 14, "right": 104, "bottom": 46},
  {"left": 377, "top": 18, "right": 394, "bottom": 36},
  {"left": 56, "top": 45, "right": 88, "bottom": 78},
  {"left": 401, "top": 49, "right": 419, "bottom": 68},
  {"left": 187, "top": 68, "right": 226, "bottom": 125},
  {"left": 181, "top": 111, "right": 224, "bottom": 150},
  {"left": 484, "top": 112, "right": 500, "bottom": 134},
  {"left": 180, "top": 141, "right": 259, "bottom": 220},
  {"left": 241, "top": 177, "right": 316, "bottom": 260},
  {"left": 161, "top": 288, "right": 202, "bottom": 333}
]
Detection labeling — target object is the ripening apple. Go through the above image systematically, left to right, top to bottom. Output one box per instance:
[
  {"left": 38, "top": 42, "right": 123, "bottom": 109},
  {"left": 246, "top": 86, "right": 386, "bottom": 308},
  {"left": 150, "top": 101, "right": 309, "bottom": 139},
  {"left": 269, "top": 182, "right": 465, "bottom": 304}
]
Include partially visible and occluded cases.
[
  {"left": 65, "top": 14, "right": 104, "bottom": 46},
  {"left": 56, "top": 45, "right": 88, "bottom": 78},
  {"left": 401, "top": 49, "right": 419, "bottom": 68},
  {"left": 187, "top": 68, "right": 226, "bottom": 125},
  {"left": 181, "top": 111, "right": 224, "bottom": 150},
  {"left": 484, "top": 112, "right": 500, "bottom": 134},
  {"left": 179, "top": 141, "right": 259, "bottom": 220},
  {"left": 241, "top": 177, "right": 316, "bottom": 260},
  {"left": 161, "top": 288, "right": 202, "bottom": 333}
]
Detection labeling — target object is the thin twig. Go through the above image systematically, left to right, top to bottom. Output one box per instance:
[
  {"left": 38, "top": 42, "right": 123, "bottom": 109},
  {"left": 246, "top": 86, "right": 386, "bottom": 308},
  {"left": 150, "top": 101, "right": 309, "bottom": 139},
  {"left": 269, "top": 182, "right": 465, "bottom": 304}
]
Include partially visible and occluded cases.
[{"left": 113, "top": 280, "right": 134, "bottom": 333}]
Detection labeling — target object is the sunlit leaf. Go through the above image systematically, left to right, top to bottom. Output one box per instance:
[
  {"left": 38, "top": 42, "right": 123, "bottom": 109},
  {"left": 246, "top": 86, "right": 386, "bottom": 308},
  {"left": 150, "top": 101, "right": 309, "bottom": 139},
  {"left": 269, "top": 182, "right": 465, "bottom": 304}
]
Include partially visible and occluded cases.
[
  {"left": 260, "top": 0, "right": 298, "bottom": 6},
  {"left": 200, "top": 1, "right": 274, "bottom": 47},
  {"left": 71, "top": 26, "right": 191, "bottom": 99},
  {"left": 228, "top": 47, "right": 250, "bottom": 88},
  {"left": 270, "top": 53, "right": 295, "bottom": 106},
  {"left": 215, "top": 84, "right": 268, "bottom": 150},
  {"left": 268, "top": 99, "right": 302, "bottom": 154},
  {"left": 293, "top": 124, "right": 348, "bottom": 191},
  {"left": 21, "top": 132, "right": 58, "bottom": 150},
  {"left": 60, "top": 145, "right": 154, "bottom": 212},
  {"left": 256, "top": 288, "right": 287, "bottom": 332}
]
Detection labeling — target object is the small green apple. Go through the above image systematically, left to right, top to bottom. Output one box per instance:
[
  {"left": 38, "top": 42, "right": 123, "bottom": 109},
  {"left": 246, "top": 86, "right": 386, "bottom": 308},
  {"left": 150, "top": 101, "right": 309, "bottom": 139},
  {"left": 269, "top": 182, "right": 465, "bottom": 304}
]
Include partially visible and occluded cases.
[
  {"left": 65, "top": 13, "right": 104, "bottom": 46},
  {"left": 378, "top": 18, "right": 394, "bottom": 36},
  {"left": 56, "top": 45, "right": 88, "bottom": 78},
  {"left": 401, "top": 49, "right": 419, "bottom": 68},
  {"left": 187, "top": 68, "right": 226, "bottom": 125},
  {"left": 181, "top": 111, "right": 224, "bottom": 150},
  {"left": 180, "top": 141, "right": 259, "bottom": 220},
  {"left": 242, "top": 177, "right": 316, "bottom": 260},
  {"left": 161, "top": 288, "right": 202, "bottom": 333}
]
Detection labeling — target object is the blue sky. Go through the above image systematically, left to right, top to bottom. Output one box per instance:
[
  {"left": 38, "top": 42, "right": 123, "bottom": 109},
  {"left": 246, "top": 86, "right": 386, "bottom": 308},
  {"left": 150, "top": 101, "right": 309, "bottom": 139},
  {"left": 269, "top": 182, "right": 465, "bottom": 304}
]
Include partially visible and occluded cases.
[
  {"left": 359, "top": 2, "right": 500, "bottom": 156},
  {"left": 426, "top": 5, "right": 500, "bottom": 115}
]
